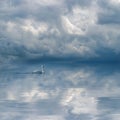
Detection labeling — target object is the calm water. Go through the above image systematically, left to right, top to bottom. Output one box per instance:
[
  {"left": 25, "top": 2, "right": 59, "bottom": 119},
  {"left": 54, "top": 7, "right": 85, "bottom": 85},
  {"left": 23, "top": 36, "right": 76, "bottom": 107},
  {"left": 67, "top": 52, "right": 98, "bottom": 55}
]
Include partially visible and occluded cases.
[{"left": 0, "top": 62, "right": 120, "bottom": 120}]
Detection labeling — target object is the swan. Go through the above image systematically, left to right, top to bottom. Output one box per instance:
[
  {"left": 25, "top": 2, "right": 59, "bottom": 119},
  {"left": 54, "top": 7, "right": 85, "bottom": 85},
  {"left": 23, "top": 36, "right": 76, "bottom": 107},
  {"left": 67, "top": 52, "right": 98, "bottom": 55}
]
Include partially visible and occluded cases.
[{"left": 32, "top": 65, "right": 45, "bottom": 74}]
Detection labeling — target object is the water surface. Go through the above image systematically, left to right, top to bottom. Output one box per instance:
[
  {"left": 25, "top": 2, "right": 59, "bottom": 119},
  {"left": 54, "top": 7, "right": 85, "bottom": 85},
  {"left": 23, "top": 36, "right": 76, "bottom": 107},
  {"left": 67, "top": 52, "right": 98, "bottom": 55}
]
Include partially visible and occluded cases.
[{"left": 0, "top": 63, "right": 120, "bottom": 120}]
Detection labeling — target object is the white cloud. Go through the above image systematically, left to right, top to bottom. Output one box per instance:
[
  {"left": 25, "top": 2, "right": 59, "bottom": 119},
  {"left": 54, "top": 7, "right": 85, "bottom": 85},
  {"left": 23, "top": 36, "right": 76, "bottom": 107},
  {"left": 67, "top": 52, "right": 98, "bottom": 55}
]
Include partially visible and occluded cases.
[
  {"left": 110, "top": 0, "right": 120, "bottom": 4},
  {"left": 62, "top": 5, "right": 97, "bottom": 35},
  {"left": 61, "top": 16, "right": 85, "bottom": 35},
  {"left": 22, "top": 19, "right": 48, "bottom": 35},
  {"left": 66, "top": 39, "right": 95, "bottom": 56},
  {"left": 64, "top": 70, "right": 91, "bottom": 85},
  {"left": 6, "top": 86, "right": 51, "bottom": 103},
  {"left": 61, "top": 88, "right": 98, "bottom": 115},
  {"left": 21, "top": 89, "right": 49, "bottom": 102}
]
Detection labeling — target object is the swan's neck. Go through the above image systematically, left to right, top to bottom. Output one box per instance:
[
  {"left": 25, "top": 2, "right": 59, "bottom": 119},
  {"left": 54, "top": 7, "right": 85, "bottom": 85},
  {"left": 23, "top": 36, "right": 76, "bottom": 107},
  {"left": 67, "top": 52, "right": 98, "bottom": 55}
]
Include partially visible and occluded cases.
[{"left": 41, "top": 65, "right": 45, "bottom": 73}]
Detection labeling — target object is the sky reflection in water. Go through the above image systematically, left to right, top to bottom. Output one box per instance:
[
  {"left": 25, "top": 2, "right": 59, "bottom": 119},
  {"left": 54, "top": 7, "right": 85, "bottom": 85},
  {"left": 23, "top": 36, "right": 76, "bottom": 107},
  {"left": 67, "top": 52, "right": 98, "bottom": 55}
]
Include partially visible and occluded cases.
[{"left": 0, "top": 63, "right": 120, "bottom": 120}]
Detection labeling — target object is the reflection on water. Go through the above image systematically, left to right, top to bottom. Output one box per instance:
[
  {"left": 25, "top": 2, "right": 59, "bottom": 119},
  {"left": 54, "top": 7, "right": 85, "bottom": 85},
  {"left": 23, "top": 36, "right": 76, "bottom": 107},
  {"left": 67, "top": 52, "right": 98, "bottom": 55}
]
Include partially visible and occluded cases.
[{"left": 0, "top": 63, "right": 120, "bottom": 120}]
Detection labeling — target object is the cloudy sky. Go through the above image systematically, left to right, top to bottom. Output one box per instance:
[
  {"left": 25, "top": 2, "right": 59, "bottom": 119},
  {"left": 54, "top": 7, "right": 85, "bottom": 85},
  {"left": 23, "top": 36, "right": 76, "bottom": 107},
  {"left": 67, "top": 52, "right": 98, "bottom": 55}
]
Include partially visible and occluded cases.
[{"left": 0, "top": 0, "right": 120, "bottom": 63}]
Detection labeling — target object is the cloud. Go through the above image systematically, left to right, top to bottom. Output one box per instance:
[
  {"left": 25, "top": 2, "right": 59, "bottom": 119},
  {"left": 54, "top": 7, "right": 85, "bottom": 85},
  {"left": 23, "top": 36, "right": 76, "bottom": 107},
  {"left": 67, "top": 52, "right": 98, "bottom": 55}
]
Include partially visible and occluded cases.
[
  {"left": 0, "top": 0, "right": 120, "bottom": 63},
  {"left": 97, "top": 0, "right": 120, "bottom": 24},
  {"left": 61, "top": 5, "right": 97, "bottom": 35},
  {"left": 61, "top": 88, "right": 97, "bottom": 115}
]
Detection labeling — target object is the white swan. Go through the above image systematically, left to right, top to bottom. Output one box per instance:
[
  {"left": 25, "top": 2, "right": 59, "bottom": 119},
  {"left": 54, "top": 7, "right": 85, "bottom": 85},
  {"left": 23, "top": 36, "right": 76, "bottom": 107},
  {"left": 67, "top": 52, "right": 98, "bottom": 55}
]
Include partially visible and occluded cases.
[{"left": 32, "top": 65, "right": 45, "bottom": 74}]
